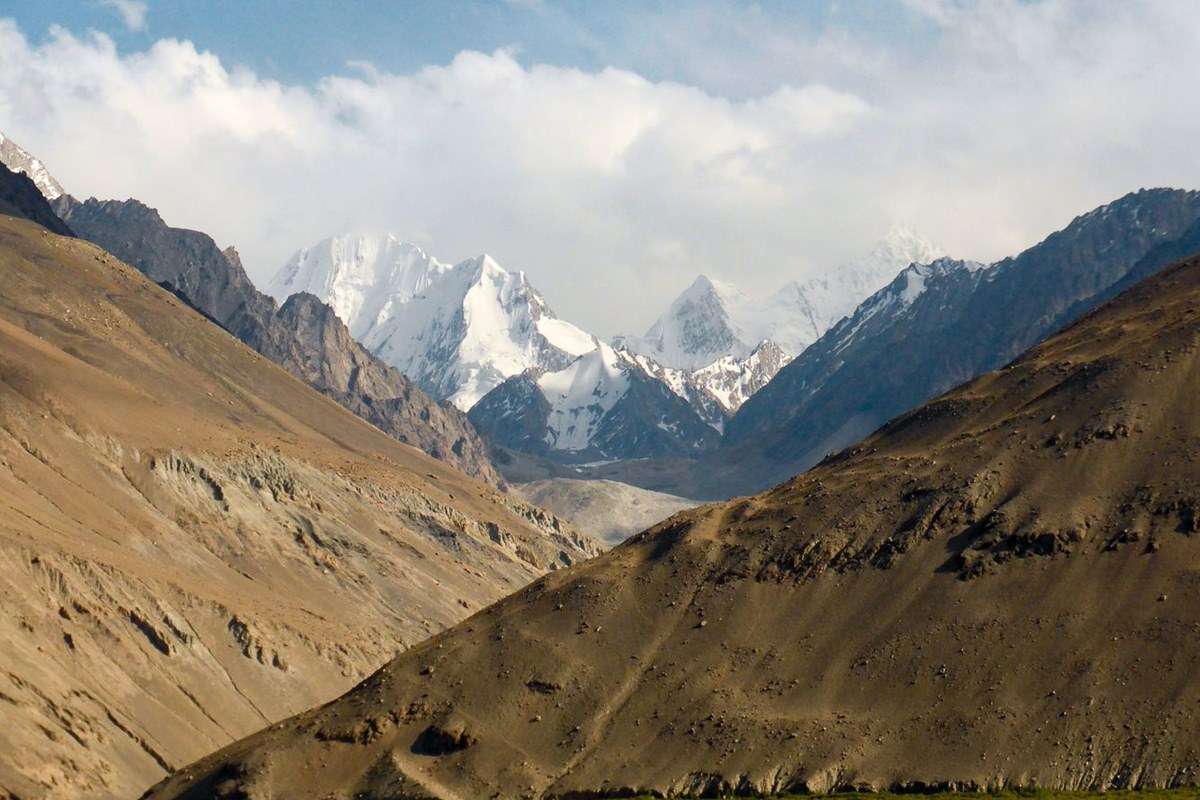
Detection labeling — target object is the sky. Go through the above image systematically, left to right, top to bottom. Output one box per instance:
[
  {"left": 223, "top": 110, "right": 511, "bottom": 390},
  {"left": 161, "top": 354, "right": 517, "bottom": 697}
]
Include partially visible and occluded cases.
[{"left": 2, "top": 0, "right": 1199, "bottom": 336}]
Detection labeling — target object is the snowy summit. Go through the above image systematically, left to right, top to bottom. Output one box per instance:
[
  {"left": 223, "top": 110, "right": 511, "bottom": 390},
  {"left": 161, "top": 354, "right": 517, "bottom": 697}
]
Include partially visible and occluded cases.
[{"left": 270, "top": 235, "right": 597, "bottom": 409}]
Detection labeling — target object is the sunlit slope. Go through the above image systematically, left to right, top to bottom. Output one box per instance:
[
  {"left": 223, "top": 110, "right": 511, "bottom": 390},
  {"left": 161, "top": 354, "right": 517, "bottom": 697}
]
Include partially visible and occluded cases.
[{"left": 0, "top": 215, "right": 597, "bottom": 799}]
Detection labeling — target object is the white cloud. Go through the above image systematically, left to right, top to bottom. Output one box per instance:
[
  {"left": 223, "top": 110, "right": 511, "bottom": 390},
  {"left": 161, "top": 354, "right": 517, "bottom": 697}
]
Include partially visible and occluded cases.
[
  {"left": 97, "top": 0, "right": 148, "bottom": 32},
  {"left": 2, "top": 2, "right": 1199, "bottom": 337}
]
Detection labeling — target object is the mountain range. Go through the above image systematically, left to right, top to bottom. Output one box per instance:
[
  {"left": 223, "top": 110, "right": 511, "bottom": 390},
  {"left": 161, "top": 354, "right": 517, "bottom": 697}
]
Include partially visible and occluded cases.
[
  {"left": 7, "top": 130, "right": 1200, "bottom": 800},
  {"left": 49, "top": 198, "right": 504, "bottom": 487},
  {"left": 616, "top": 225, "right": 945, "bottom": 367},
  {"left": 148, "top": 227, "right": 1200, "bottom": 799},
  {"left": 269, "top": 227, "right": 943, "bottom": 464},
  {"left": 268, "top": 236, "right": 599, "bottom": 411}
]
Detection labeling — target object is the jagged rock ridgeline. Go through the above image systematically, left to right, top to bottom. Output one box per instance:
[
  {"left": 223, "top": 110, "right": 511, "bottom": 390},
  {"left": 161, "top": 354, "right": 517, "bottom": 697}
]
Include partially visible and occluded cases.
[
  {"left": 0, "top": 131, "right": 65, "bottom": 201},
  {"left": 0, "top": 215, "right": 599, "bottom": 799},
  {"left": 615, "top": 226, "right": 945, "bottom": 370},
  {"left": 270, "top": 230, "right": 944, "bottom": 465},
  {"left": 148, "top": 246, "right": 1200, "bottom": 798},
  {"left": 468, "top": 343, "right": 722, "bottom": 463}
]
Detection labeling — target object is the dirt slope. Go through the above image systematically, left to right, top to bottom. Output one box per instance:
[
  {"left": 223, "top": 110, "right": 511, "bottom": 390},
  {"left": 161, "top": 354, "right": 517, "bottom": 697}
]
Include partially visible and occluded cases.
[
  {"left": 0, "top": 215, "right": 599, "bottom": 800},
  {"left": 146, "top": 249, "right": 1200, "bottom": 798}
]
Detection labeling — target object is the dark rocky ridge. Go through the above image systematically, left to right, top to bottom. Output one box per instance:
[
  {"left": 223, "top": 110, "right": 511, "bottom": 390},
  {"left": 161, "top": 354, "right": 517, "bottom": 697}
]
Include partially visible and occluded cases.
[
  {"left": 0, "top": 163, "right": 73, "bottom": 236},
  {"left": 52, "top": 196, "right": 502, "bottom": 486}
]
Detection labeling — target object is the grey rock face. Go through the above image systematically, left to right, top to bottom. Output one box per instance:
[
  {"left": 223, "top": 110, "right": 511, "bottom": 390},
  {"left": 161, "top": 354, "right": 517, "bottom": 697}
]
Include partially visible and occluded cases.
[
  {"left": 52, "top": 196, "right": 503, "bottom": 486},
  {"left": 591, "top": 370, "right": 722, "bottom": 459},
  {"left": 468, "top": 375, "right": 552, "bottom": 455}
]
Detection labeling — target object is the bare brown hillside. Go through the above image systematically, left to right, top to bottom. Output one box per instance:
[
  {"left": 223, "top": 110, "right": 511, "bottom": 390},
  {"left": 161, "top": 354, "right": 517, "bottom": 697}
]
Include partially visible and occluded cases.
[
  {"left": 0, "top": 215, "right": 599, "bottom": 800},
  {"left": 149, "top": 251, "right": 1200, "bottom": 798}
]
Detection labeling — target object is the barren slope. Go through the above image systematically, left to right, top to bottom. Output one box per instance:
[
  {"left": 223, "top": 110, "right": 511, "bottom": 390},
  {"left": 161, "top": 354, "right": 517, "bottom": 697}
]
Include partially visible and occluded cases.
[
  {"left": 0, "top": 215, "right": 598, "bottom": 800},
  {"left": 148, "top": 248, "right": 1200, "bottom": 798}
]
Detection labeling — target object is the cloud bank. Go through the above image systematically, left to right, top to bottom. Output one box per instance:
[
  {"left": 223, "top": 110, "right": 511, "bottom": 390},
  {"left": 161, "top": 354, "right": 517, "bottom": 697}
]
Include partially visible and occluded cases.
[
  {"left": 97, "top": 0, "right": 148, "bottom": 32},
  {"left": 2, "top": 1, "right": 1199, "bottom": 336}
]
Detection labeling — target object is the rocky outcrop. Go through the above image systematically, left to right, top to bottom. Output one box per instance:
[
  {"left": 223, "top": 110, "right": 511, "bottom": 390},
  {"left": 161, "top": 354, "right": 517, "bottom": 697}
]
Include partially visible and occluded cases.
[{"left": 50, "top": 196, "right": 502, "bottom": 486}]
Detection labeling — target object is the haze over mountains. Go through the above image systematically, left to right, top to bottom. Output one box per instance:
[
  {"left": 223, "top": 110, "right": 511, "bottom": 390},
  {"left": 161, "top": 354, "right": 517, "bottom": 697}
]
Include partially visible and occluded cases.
[
  {"left": 720, "top": 188, "right": 1200, "bottom": 493},
  {"left": 617, "top": 226, "right": 945, "bottom": 368}
]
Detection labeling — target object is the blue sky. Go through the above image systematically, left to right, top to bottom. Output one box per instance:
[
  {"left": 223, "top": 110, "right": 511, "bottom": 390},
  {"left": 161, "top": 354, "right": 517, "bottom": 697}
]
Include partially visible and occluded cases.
[
  {"left": 2, "top": 1, "right": 1197, "bottom": 336},
  {"left": 10, "top": 1, "right": 934, "bottom": 97}
]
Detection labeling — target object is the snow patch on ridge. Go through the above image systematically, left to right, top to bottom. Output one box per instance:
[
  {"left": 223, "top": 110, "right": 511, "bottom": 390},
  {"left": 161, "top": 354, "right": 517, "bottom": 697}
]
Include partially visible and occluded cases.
[{"left": 538, "top": 344, "right": 630, "bottom": 451}]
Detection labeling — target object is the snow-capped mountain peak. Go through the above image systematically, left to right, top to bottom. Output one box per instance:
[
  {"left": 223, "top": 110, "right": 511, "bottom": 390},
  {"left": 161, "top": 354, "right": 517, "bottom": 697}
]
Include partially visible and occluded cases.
[
  {"left": 0, "top": 132, "right": 65, "bottom": 201},
  {"left": 871, "top": 224, "right": 947, "bottom": 270},
  {"left": 762, "top": 225, "right": 948, "bottom": 353},
  {"left": 618, "top": 226, "right": 947, "bottom": 371},
  {"left": 268, "top": 233, "right": 450, "bottom": 342},
  {"left": 270, "top": 237, "right": 595, "bottom": 410},
  {"left": 827, "top": 257, "right": 988, "bottom": 356},
  {"left": 618, "top": 274, "right": 752, "bottom": 371}
]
